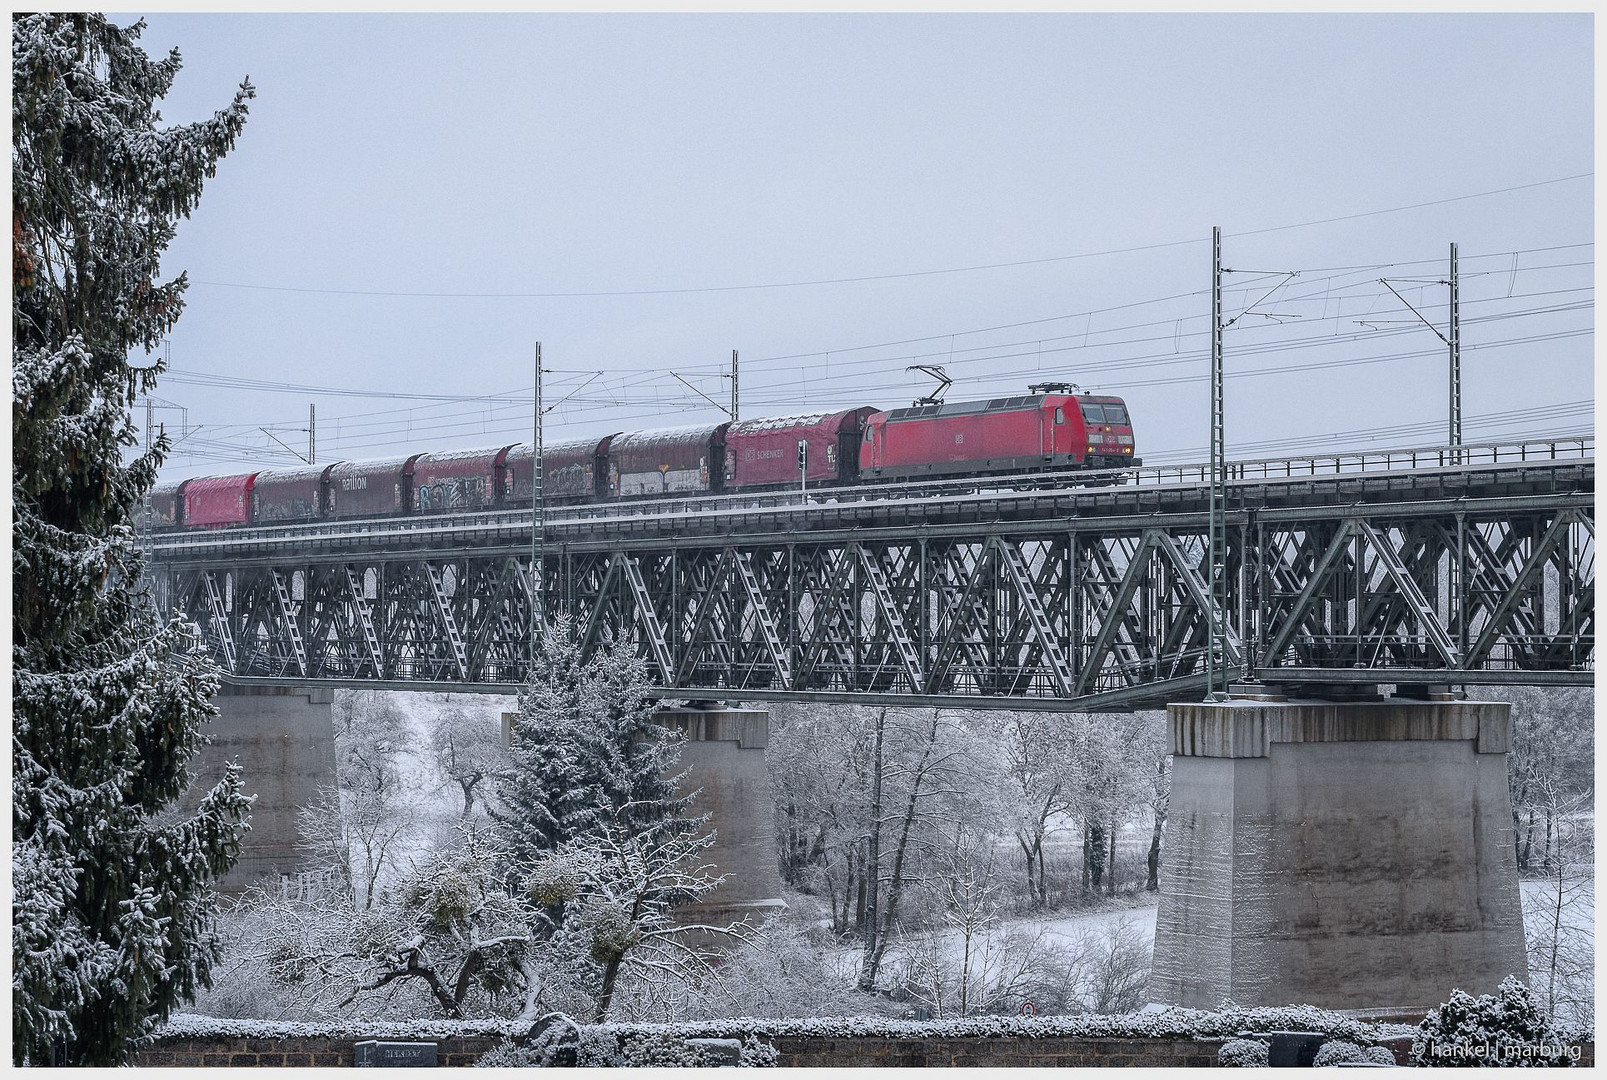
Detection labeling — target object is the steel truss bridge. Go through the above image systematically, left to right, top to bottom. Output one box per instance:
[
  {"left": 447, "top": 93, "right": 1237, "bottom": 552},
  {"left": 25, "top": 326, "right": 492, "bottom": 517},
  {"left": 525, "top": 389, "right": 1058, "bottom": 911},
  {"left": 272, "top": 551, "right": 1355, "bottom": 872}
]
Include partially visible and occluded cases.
[{"left": 146, "top": 440, "right": 1594, "bottom": 712}]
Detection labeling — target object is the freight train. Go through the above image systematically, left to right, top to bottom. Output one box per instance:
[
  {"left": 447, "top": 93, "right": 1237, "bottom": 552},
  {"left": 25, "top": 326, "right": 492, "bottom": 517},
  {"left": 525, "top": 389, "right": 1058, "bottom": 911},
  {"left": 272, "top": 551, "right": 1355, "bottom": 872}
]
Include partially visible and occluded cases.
[{"left": 148, "top": 386, "right": 1138, "bottom": 530}]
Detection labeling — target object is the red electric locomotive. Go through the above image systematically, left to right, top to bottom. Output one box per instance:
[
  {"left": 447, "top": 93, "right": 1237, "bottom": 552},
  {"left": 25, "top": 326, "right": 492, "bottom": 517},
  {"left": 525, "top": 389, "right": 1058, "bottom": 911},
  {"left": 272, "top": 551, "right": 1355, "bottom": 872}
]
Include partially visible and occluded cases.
[{"left": 859, "top": 385, "right": 1138, "bottom": 482}]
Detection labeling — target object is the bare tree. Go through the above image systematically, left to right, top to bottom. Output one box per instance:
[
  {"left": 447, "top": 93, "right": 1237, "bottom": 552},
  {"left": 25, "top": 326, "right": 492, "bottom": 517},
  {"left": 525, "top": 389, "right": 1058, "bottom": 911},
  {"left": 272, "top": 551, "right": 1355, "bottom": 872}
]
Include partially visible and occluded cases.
[
  {"left": 1501, "top": 687, "right": 1593, "bottom": 873},
  {"left": 326, "top": 692, "right": 420, "bottom": 909},
  {"left": 430, "top": 697, "right": 508, "bottom": 820},
  {"left": 768, "top": 704, "right": 877, "bottom": 937},
  {"left": 858, "top": 708, "right": 966, "bottom": 991},
  {"left": 994, "top": 713, "right": 1068, "bottom": 909},
  {"left": 1524, "top": 790, "right": 1594, "bottom": 1032},
  {"left": 536, "top": 806, "right": 731, "bottom": 1022},
  {"left": 925, "top": 821, "right": 1006, "bottom": 1015},
  {"left": 1069, "top": 917, "right": 1152, "bottom": 1014}
]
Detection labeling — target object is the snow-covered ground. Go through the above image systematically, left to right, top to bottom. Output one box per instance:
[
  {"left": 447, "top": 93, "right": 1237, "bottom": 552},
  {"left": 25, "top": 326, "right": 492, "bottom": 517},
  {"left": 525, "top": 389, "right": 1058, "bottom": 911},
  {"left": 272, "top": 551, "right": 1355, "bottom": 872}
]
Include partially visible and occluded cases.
[
  {"left": 346, "top": 690, "right": 1592, "bottom": 1015},
  {"left": 823, "top": 878, "right": 1593, "bottom": 1006},
  {"left": 973, "top": 879, "right": 1591, "bottom": 957}
]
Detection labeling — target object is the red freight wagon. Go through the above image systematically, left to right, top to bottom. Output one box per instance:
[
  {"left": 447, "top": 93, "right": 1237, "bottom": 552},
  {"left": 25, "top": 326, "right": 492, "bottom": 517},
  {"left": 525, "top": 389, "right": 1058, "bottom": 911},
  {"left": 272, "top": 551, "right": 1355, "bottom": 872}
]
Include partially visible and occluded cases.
[
  {"left": 859, "top": 391, "right": 1137, "bottom": 481},
  {"left": 725, "top": 407, "right": 879, "bottom": 490},
  {"left": 607, "top": 423, "right": 729, "bottom": 498},
  {"left": 502, "top": 435, "right": 617, "bottom": 505},
  {"left": 411, "top": 446, "right": 512, "bottom": 513},
  {"left": 326, "top": 454, "right": 424, "bottom": 519},
  {"left": 252, "top": 464, "right": 336, "bottom": 524},
  {"left": 184, "top": 473, "right": 257, "bottom": 528},
  {"left": 146, "top": 479, "right": 185, "bottom": 530}
]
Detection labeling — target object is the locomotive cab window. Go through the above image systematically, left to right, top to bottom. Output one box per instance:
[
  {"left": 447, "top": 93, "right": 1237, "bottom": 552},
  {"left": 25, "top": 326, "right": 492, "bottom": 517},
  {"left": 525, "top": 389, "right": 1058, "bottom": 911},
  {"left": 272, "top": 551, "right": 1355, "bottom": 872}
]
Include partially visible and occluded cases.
[
  {"left": 1080, "top": 403, "right": 1106, "bottom": 425},
  {"left": 1103, "top": 403, "right": 1131, "bottom": 426},
  {"left": 1054, "top": 407, "right": 1065, "bottom": 425},
  {"left": 863, "top": 426, "right": 874, "bottom": 442}
]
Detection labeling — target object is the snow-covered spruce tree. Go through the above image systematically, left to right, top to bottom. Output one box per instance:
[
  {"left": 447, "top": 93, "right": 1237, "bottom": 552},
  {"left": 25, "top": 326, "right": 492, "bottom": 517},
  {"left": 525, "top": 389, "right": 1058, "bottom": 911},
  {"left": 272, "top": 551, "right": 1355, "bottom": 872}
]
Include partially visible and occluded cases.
[
  {"left": 12, "top": 14, "right": 253, "bottom": 1066},
  {"left": 498, "top": 615, "right": 695, "bottom": 868},
  {"left": 499, "top": 617, "right": 725, "bottom": 1020}
]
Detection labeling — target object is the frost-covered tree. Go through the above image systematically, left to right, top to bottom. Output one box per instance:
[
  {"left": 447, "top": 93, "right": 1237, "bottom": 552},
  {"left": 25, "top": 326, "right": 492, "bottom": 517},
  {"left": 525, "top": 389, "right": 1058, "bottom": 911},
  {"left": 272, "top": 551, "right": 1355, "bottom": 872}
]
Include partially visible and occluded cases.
[
  {"left": 12, "top": 14, "right": 254, "bottom": 1066},
  {"left": 497, "top": 617, "right": 693, "bottom": 868},
  {"left": 497, "top": 620, "right": 728, "bottom": 1019},
  {"left": 1499, "top": 686, "right": 1593, "bottom": 873},
  {"left": 328, "top": 692, "right": 421, "bottom": 908},
  {"left": 430, "top": 695, "right": 507, "bottom": 820},
  {"left": 528, "top": 806, "right": 727, "bottom": 1021},
  {"left": 216, "top": 825, "right": 581, "bottom": 1023}
]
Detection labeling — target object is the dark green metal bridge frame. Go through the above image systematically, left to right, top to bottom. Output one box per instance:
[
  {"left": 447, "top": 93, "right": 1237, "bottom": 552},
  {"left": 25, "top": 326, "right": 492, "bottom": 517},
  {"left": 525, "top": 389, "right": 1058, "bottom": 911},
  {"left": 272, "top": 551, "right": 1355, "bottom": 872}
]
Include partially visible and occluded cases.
[{"left": 147, "top": 443, "right": 1593, "bottom": 711}]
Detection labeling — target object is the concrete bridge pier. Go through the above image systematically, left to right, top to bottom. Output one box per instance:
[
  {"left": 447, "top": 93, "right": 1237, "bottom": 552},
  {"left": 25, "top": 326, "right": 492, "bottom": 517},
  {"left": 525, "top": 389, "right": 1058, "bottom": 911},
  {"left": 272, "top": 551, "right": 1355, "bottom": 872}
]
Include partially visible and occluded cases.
[
  {"left": 185, "top": 683, "right": 339, "bottom": 893},
  {"left": 1147, "top": 690, "right": 1527, "bottom": 1013},
  {"left": 654, "top": 705, "right": 787, "bottom": 929}
]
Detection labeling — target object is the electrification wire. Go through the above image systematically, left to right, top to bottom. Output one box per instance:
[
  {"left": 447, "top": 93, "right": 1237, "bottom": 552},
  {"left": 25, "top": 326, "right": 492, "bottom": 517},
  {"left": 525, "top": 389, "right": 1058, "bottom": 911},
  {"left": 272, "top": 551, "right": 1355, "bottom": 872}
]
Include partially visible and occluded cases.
[
  {"left": 187, "top": 175, "right": 1592, "bottom": 299},
  {"left": 157, "top": 245, "right": 1592, "bottom": 452},
  {"left": 252, "top": 305, "right": 1592, "bottom": 454},
  {"left": 288, "top": 327, "right": 1593, "bottom": 460}
]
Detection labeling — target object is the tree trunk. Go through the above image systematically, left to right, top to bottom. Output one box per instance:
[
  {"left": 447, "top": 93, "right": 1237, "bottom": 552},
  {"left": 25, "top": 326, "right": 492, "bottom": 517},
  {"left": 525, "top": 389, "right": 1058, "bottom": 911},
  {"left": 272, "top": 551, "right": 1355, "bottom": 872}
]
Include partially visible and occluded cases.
[
  {"left": 858, "top": 710, "right": 886, "bottom": 987},
  {"left": 860, "top": 711, "right": 938, "bottom": 992},
  {"left": 1146, "top": 807, "right": 1165, "bottom": 892},
  {"left": 1087, "top": 820, "right": 1106, "bottom": 894},
  {"left": 1107, "top": 822, "right": 1117, "bottom": 896},
  {"left": 1032, "top": 834, "right": 1047, "bottom": 908},
  {"left": 1019, "top": 835, "right": 1036, "bottom": 902},
  {"left": 854, "top": 846, "right": 867, "bottom": 933},
  {"left": 594, "top": 954, "right": 623, "bottom": 1022}
]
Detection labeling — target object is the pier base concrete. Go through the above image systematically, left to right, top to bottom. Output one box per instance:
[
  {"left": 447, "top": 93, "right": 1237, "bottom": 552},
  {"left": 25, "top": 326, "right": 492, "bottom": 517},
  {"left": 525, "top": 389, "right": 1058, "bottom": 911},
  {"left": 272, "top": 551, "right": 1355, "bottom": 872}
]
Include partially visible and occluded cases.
[
  {"left": 184, "top": 684, "right": 338, "bottom": 893},
  {"left": 1147, "top": 695, "right": 1527, "bottom": 1013},
  {"left": 654, "top": 705, "right": 786, "bottom": 928}
]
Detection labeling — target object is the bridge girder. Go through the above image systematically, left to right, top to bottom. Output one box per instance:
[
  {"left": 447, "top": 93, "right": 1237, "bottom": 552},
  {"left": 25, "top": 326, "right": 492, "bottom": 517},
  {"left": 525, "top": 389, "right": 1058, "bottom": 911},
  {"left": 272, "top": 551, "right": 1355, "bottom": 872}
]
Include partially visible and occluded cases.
[{"left": 153, "top": 483, "right": 1594, "bottom": 711}]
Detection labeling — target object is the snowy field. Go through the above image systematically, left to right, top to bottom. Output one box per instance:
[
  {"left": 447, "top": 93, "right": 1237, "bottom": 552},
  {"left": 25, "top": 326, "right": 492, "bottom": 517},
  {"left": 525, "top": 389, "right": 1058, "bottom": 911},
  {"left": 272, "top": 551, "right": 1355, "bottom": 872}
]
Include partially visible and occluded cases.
[
  {"left": 347, "top": 691, "right": 1592, "bottom": 1018},
  {"left": 892, "top": 879, "right": 1592, "bottom": 957}
]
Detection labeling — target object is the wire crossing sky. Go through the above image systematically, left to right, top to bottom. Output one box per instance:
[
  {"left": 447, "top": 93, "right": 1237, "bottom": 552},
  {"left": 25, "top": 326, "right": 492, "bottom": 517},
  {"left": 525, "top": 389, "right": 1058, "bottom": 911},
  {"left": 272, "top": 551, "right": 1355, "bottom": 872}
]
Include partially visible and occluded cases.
[{"left": 132, "top": 13, "right": 1593, "bottom": 476}]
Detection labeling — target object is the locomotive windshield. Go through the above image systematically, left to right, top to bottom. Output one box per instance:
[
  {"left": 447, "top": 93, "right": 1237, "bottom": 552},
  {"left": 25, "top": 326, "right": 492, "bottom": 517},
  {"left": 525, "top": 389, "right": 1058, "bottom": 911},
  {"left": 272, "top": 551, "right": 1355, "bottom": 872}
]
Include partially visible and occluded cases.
[{"left": 1080, "top": 401, "right": 1131, "bottom": 426}]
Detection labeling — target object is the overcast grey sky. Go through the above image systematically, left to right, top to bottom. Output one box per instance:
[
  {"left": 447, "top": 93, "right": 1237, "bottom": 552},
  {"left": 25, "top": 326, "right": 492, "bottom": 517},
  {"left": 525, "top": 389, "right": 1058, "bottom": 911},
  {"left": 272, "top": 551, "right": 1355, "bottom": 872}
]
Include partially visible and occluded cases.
[{"left": 130, "top": 12, "right": 1593, "bottom": 481}]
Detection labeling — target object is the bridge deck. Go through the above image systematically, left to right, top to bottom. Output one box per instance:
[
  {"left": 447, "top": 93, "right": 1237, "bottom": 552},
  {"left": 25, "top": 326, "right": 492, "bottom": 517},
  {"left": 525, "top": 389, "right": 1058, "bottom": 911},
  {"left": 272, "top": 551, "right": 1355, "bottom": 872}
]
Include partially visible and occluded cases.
[{"left": 147, "top": 442, "right": 1594, "bottom": 710}]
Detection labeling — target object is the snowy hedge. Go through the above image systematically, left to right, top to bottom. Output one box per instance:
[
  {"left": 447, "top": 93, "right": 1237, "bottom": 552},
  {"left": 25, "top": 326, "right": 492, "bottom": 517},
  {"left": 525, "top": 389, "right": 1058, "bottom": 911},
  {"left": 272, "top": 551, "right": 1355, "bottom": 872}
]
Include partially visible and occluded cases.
[{"left": 151, "top": 1003, "right": 1413, "bottom": 1047}]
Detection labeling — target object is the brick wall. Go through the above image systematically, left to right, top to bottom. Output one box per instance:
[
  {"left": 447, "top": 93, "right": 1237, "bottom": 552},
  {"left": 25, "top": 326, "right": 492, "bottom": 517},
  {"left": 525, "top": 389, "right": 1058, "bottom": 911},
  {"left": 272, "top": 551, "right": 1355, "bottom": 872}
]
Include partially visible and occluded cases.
[
  {"left": 134, "top": 1031, "right": 1592, "bottom": 1068},
  {"left": 136, "top": 1034, "right": 503, "bottom": 1068},
  {"left": 771, "top": 1034, "right": 1227, "bottom": 1067}
]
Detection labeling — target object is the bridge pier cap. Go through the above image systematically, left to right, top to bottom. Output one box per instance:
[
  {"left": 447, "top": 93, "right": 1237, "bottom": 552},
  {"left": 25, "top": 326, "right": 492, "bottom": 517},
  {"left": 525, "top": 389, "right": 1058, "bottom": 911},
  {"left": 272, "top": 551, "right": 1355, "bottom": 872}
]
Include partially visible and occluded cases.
[{"left": 1148, "top": 690, "right": 1526, "bottom": 1014}]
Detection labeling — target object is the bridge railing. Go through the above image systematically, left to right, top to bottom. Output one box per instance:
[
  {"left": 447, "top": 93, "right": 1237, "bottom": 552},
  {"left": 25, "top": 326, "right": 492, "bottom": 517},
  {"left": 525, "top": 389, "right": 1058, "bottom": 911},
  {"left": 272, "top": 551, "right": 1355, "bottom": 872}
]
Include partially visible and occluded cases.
[{"left": 145, "top": 436, "right": 1592, "bottom": 556}]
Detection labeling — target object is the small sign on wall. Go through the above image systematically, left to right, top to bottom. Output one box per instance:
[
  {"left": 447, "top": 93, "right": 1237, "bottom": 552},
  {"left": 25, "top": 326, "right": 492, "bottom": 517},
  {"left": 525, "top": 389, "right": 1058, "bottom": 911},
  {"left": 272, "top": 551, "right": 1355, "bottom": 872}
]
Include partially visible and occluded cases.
[{"left": 354, "top": 1040, "right": 438, "bottom": 1067}]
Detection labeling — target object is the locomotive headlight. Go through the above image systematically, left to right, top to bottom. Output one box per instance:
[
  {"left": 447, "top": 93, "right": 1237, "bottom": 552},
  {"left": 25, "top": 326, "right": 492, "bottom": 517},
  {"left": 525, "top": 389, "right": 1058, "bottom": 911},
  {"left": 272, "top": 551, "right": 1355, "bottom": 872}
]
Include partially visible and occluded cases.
[
  {"left": 1087, "top": 445, "right": 1097, "bottom": 453},
  {"left": 1123, "top": 447, "right": 1132, "bottom": 454}
]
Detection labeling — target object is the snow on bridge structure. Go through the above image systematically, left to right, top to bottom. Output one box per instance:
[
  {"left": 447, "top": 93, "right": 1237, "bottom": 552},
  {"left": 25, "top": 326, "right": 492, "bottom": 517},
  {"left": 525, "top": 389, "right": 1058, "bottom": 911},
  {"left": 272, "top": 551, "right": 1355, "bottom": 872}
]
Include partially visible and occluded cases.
[
  {"left": 145, "top": 439, "right": 1593, "bottom": 706},
  {"left": 150, "top": 440, "right": 1591, "bottom": 1014}
]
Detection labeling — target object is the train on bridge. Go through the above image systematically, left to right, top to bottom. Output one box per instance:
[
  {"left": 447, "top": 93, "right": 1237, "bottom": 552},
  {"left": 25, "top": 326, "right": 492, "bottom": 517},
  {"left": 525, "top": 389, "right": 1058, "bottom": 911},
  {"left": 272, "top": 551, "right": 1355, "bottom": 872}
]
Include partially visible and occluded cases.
[{"left": 149, "top": 386, "right": 1138, "bottom": 529}]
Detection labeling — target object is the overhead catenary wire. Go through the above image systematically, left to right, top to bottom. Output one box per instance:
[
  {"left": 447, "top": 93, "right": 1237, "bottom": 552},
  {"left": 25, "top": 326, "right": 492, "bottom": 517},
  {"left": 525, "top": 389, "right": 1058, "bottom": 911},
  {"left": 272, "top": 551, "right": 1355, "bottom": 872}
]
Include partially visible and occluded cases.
[
  {"left": 185, "top": 175, "right": 1592, "bottom": 299},
  {"left": 149, "top": 221, "right": 1591, "bottom": 472},
  {"left": 208, "top": 279, "right": 1595, "bottom": 439}
]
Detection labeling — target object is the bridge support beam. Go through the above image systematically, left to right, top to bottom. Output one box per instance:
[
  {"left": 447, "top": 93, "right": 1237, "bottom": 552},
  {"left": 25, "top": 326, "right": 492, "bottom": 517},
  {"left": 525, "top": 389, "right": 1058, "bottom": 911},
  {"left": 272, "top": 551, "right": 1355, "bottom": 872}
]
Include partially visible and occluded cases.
[
  {"left": 184, "top": 683, "right": 338, "bottom": 893},
  {"left": 1147, "top": 693, "right": 1526, "bottom": 1013},
  {"left": 654, "top": 705, "right": 786, "bottom": 928}
]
